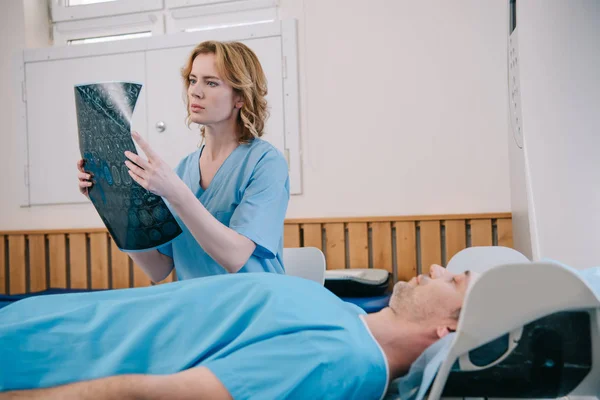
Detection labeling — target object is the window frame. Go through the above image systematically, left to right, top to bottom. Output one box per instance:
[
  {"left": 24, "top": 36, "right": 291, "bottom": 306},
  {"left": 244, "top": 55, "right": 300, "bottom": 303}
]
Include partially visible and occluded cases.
[
  {"left": 50, "top": 0, "right": 163, "bottom": 23},
  {"left": 165, "top": 0, "right": 277, "bottom": 10},
  {"left": 166, "top": 7, "right": 277, "bottom": 33},
  {"left": 52, "top": 11, "right": 164, "bottom": 46}
]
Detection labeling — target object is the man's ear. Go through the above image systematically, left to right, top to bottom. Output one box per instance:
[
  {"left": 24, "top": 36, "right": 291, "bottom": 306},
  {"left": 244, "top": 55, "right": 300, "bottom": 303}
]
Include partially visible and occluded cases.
[{"left": 436, "top": 325, "right": 456, "bottom": 339}]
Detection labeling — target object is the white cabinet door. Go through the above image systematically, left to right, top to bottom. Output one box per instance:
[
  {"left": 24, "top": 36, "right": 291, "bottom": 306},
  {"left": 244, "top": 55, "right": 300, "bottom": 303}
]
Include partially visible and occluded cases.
[
  {"left": 145, "top": 35, "right": 286, "bottom": 169},
  {"left": 25, "top": 52, "right": 148, "bottom": 205}
]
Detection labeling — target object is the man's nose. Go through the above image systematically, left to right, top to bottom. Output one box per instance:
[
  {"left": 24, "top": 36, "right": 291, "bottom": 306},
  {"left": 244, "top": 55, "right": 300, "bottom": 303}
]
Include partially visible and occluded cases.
[{"left": 428, "top": 264, "right": 438, "bottom": 278}]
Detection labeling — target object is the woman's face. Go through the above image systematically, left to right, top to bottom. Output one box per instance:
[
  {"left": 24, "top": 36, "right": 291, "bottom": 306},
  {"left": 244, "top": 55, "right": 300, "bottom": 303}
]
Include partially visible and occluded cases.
[{"left": 187, "top": 53, "right": 242, "bottom": 128}]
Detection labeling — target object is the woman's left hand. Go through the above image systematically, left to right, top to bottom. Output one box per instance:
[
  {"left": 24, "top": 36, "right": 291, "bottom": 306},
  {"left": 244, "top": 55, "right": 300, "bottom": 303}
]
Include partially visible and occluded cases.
[{"left": 124, "top": 131, "right": 184, "bottom": 200}]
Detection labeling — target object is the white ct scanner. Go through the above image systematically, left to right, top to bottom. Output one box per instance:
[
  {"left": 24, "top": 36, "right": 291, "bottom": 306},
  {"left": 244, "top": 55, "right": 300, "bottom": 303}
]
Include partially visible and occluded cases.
[
  {"left": 507, "top": 0, "right": 600, "bottom": 269},
  {"left": 422, "top": 1, "right": 600, "bottom": 399}
]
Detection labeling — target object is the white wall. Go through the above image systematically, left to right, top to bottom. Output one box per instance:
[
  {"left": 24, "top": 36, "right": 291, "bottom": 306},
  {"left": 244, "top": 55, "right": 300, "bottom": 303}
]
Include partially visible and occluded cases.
[
  {"left": 0, "top": 0, "right": 510, "bottom": 230},
  {"left": 0, "top": 0, "right": 98, "bottom": 231},
  {"left": 23, "top": 0, "right": 52, "bottom": 48},
  {"left": 287, "top": 0, "right": 510, "bottom": 218},
  {"left": 512, "top": 0, "right": 600, "bottom": 268}
]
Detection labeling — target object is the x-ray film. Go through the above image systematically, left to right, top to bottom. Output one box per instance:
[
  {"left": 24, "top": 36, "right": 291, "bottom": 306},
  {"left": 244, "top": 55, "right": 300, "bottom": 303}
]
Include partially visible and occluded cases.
[{"left": 74, "top": 82, "right": 182, "bottom": 251}]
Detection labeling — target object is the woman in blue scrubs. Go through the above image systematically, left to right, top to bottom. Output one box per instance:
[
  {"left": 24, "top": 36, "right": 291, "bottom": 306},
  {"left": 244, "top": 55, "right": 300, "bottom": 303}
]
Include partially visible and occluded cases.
[{"left": 77, "top": 41, "right": 290, "bottom": 281}]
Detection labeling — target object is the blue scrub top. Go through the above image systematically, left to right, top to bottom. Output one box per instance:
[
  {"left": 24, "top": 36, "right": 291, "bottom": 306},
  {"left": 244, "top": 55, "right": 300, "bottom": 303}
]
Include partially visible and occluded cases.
[
  {"left": 158, "top": 138, "right": 290, "bottom": 279},
  {"left": 0, "top": 274, "right": 389, "bottom": 400}
]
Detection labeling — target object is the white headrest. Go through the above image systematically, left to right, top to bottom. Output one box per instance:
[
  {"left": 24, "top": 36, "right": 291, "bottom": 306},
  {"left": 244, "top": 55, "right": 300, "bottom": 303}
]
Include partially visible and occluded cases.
[{"left": 446, "top": 246, "right": 530, "bottom": 275}]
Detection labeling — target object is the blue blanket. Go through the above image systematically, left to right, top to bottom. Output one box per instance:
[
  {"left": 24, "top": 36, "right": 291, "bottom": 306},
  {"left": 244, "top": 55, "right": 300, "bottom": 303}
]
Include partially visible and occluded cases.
[{"left": 0, "top": 289, "right": 100, "bottom": 310}]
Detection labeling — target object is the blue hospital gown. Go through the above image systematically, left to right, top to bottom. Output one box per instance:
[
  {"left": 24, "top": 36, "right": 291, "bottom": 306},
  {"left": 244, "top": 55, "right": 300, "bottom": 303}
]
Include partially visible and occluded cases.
[
  {"left": 157, "top": 138, "right": 290, "bottom": 279},
  {"left": 0, "top": 274, "right": 389, "bottom": 400}
]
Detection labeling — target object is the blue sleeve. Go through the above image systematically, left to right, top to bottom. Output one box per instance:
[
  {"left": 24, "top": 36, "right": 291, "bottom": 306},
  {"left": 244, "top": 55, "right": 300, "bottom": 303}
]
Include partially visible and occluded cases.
[
  {"left": 229, "top": 150, "right": 290, "bottom": 259},
  {"left": 157, "top": 243, "right": 173, "bottom": 258}
]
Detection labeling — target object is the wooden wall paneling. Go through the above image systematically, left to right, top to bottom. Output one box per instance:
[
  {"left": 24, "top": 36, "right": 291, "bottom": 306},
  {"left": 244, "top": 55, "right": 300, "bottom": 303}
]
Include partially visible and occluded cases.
[
  {"left": 497, "top": 218, "right": 514, "bottom": 248},
  {"left": 471, "top": 219, "right": 493, "bottom": 247},
  {"left": 444, "top": 220, "right": 467, "bottom": 265},
  {"left": 395, "top": 221, "right": 417, "bottom": 282},
  {"left": 419, "top": 221, "right": 442, "bottom": 276},
  {"left": 347, "top": 222, "right": 369, "bottom": 269},
  {"left": 371, "top": 222, "right": 393, "bottom": 290},
  {"left": 302, "top": 223, "right": 323, "bottom": 250},
  {"left": 324, "top": 223, "right": 345, "bottom": 270},
  {"left": 284, "top": 224, "right": 301, "bottom": 248},
  {"left": 69, "top": 233, "right": 88, "bottom": 289},
  {"left": 89, "top": 233, "right": 109, "bottom": 289},
  {"left": 28, "top": 234, "right": 47, "bottom": 292},
  {"left": 48, "top": 234, "right": 67, "bottom": 289},
  {"left": 0, "top": 235, "right": 6, "bottom": 294},
  {"left": 8, "top": 235, "right": 26, "bottom": 294},
  {"left": 110, "top": 239, "right": 130, "bottom": 289}
]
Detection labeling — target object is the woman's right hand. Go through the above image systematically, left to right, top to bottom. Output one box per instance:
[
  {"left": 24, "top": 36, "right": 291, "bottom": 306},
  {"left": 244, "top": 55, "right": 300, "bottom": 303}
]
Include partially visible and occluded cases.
[{"left": 77, "top": 159, "right": 93, "bottom": 199}]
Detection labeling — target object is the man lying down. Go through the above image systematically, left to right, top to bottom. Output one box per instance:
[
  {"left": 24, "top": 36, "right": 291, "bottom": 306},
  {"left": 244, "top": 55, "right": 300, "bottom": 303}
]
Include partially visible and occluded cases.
[{"left": 0, "top": 265, "right": 473, "bottom": 400}]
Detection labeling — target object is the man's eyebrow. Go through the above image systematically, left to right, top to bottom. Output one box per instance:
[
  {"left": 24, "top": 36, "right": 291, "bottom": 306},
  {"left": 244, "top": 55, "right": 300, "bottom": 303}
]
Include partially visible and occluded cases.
[{"left": 465, "top": 270, "right": 471, "bottom": 277}]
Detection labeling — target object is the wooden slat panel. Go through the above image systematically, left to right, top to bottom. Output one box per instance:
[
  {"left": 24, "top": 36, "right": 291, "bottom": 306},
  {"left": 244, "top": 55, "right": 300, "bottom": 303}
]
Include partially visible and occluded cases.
[
  {"left": 284, "top": 212, "right": 512, "bottom": 224},
  {"left": 0, "top": 214, "right": 512, "bottom": 235},
  {"left": 0, "top": 216, "right": 513, "bottom": 294},
  {"left": 471, "top": 219, "right": 493, "bottom": 247},
  {"left": 497, "top": 219, "right": 514, "bottom": 248},
  {"left": 444, "top": 220, "right": 466, "bottom": 265},
  {"left": 419, "top": 221, "right": 442, "bottom": 276},
  {"left": 347, "top": 222, "right": 368, "bottom": 269},
  {"left": 371, "top": 222, "right": 393, "bottom": 290},
  {"left": 371, "top": 222, "right": 392, "bottom": 270},
  {"left": 395, "top": 222, "right": 417, "bottom": 282},
  {"left": 302, "top": 223, "right": 322, "bottom": 250},
  {"left": 324, "top": 223, "right": 345, "bottom": 270},
  {"left": 284, "top": 224, "right": 301, "bottom": 248},
  {"left": 0, "top": 228, "right": 109, "bottom": 236},
  {"left": 69, "top": 233, "right": 88, "bottom": 289},
  {"left": 90, "top": 233, "right": 109, "bottom": 289},
  {"left": 29, "top": 234, "right": 47, "bottom": 292},
  {"left": 48, "top": 234, "right": 67, "bottom": 289},
  {"left": 0, "top": 235, "right": 6, "bottom": 294},
  {"left": 8, "top": 235, "right": 26, "bottom": 294},
  {"left": 110, "top": 239, "right": 130, "bottom": 289},
  {"left": 133, "top": 262, "right": 152, "bottom": 287}
]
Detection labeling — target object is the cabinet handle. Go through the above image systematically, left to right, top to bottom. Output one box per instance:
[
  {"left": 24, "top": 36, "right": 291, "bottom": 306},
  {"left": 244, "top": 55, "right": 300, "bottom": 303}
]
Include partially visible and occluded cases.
[{"left": 155, "top": 121, "right": 166, "bottom": 133}]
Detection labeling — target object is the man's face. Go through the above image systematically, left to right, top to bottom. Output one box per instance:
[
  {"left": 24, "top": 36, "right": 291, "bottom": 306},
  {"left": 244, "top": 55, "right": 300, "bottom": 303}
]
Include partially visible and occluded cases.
[{"left": 389, "top": 265, "right": 473, "bottom": 329}]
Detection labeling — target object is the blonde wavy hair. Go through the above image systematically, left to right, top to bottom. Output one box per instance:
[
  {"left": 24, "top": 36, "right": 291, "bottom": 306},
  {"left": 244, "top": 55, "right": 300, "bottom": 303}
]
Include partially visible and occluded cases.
[{"left": 181, "top": 41, "right": 269, "bottom": 143}]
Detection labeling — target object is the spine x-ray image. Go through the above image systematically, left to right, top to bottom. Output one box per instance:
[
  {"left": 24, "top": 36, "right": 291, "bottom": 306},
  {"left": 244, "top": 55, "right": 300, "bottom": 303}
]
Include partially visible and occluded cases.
[{"left": 74, "top": 82, "right": 182, "bottom": 251}]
